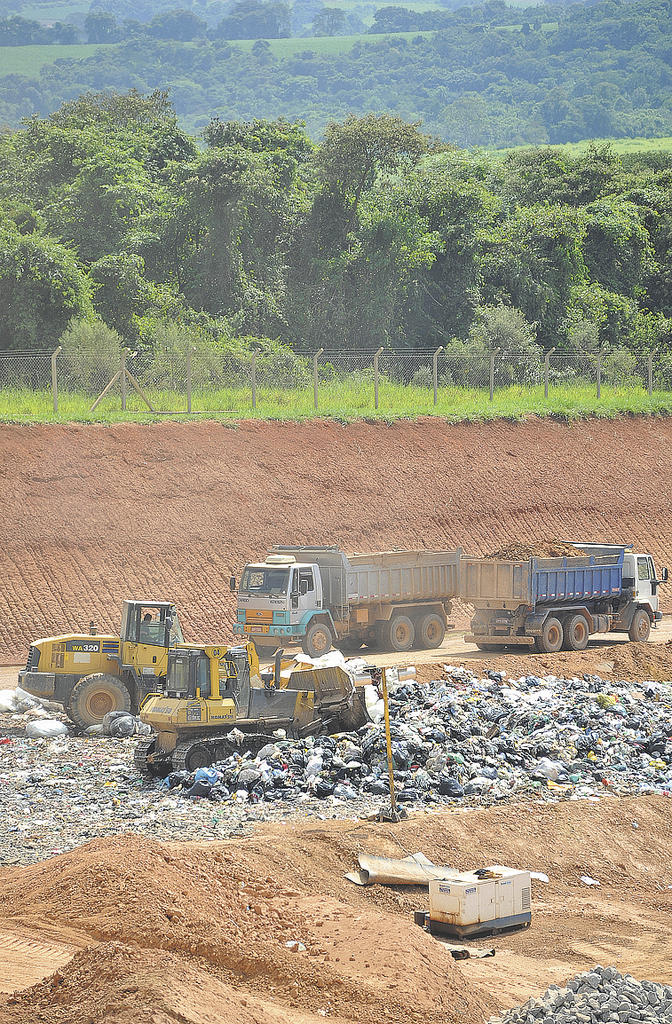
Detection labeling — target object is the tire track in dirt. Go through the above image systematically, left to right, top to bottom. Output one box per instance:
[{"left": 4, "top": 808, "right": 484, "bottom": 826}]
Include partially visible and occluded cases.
[{"left": 2, "top": 416, "right": 672, "bottom": 662}]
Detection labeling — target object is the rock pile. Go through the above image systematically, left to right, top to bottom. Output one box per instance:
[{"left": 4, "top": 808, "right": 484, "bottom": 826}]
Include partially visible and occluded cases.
[
  {"left": 167, "top": 667, "right": 672, "bottom": 805},
  {"left": 490, "top": 967, "right": 672, "bottom": 1023}
]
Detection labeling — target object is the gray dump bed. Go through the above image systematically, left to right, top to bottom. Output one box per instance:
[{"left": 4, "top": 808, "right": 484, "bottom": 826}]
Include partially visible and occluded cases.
[{"left": 270, "top": 546, "right": 462, "bottom": 617}]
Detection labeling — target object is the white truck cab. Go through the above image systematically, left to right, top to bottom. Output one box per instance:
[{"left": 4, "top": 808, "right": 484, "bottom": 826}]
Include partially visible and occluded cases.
[{"left": 233, "top": 554, "right": 330, "bottom": 655}]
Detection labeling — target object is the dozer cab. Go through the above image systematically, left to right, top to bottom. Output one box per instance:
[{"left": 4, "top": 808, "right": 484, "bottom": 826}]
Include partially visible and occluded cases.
[
  {"left": 19, "top": 600, "right": 184, "bottom": 729},
  {"left": 136, "top": 642, "right": 371, "bottom": 775}
]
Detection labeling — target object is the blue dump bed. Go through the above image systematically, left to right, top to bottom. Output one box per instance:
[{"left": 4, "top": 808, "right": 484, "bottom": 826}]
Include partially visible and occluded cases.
[
  {"left": 461, "top": 551, "right": 624, "bottom": 610},
  {"left": 531, "top": 552, "right": 624, "bottom": 605}
]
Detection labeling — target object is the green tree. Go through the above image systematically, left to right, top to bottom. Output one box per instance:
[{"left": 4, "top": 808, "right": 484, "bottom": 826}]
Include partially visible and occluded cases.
[
  {"left": 312, "top": 7, "right": 346, "bottom": 34},
  {"left": 0, "top": 223, "right": 93, "bottom": 350}
]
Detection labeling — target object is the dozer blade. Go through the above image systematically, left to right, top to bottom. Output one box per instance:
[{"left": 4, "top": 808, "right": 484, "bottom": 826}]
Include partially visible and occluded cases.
[{"left": 288, "top": 665, "right": 371, "bottom": 732}]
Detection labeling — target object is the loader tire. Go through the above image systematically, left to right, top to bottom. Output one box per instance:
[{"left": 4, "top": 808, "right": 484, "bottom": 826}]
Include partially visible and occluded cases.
[
  {"left": 629, "top": 609, "right": 651, "bottom": 642},
  {"left": 418, "top": 612, "right": 445, "bottom": 650},
  {"left": 302, "top": 621, "right": 333, "bottom": 659},
  {"left": 69, "top": 673, "right": 132, "bottom": 729}
]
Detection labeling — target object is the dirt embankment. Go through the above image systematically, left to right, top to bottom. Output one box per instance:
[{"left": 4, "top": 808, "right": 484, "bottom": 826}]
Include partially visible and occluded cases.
[
  {"left": 2, "top": 416, "right": 671, "bottom": 663},
  {"left": 2, "top": 797, "right": 672, "bottom": 1024}
]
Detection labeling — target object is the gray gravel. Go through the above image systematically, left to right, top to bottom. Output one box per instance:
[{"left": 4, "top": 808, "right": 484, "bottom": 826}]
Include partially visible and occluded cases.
[{"left": 490, "top": 967, "right": 672, "bottom": 1023}]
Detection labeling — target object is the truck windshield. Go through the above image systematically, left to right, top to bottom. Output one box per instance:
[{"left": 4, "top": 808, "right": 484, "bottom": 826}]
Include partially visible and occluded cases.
[{"left": 240, "top": 566, "right": 290, "bottom": 596}]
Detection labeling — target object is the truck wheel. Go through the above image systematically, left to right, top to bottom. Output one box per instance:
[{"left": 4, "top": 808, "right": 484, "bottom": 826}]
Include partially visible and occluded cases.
[
  {"left": 629, "top": 609, "right": 651, "bottom": 642},
  {"left": 418, "top": 612, "right": 445, "bottom": 649},
  {"left": 387, "top": 614, "right": 415, "bottom": 652},
  {"left": 565, "top": 614, "right": 589, "bottom": 651},
  {"left": 535, "top": 617, "right": 564, "bottom": 654},
  {"left": 302, "top": 621, "right": 333, "bottom": 659},
  {"left": 69, "top": 673, "right": 132, "bottom": 729}
]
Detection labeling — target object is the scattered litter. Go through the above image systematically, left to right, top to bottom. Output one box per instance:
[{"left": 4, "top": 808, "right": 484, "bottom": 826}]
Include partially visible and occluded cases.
[
  {"left": 101, "top": 712, "right": 152, "bottom": 738},
  {"left": 530, "top": 872, "right": 549, "bottom": 883},
  {"left": 580, "top": 875, "right": 601, "bottom": 886},
  {"left": 285, "top": 940, "right": 306, "bottom": 952}
]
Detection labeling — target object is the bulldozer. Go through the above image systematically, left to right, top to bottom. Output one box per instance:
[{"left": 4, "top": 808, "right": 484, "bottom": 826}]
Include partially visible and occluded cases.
[
  {"left": 19, "top": 600, "right": 184, "bottom": 729},
  {"left": 136, "top": 641, "right": 371, "bottom": 775}
]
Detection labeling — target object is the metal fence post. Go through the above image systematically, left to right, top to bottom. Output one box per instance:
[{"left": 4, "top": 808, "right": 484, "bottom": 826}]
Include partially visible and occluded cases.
[
  {"left": 51, "top": 345, "right": 62, "bottom": 414},
  {"left": 186, "top": 346, "right": 195, "bottom": 413},
  {"left": 432, "top": 346, "right": 443, "bottom": 406},
  {"left": 544, "top": 346, "right": 555, "bottom": 399},
  {"left": 313, "top": 347, "right": 323, "bottom": 411},
  {"left": 373, "top": 347, "right": 383, "bottom": 410},
  {"left": 489, "top": 347, "right": 500, "bottom": 402},
  {"left": 596, "top": 348, "right": 602, "bottom": 400},
  {"left": 120, "top": 350, "right": 127, "bottom": 411},
  {"left": 251, "top": 350, "right": 257, "bottom": 410},
  {"left": 648, "top": 351, "right": 656, "bottom": 396}
]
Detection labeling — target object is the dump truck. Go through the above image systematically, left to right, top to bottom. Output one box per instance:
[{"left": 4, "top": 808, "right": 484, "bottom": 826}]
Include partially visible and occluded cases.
[
  {"left": 462, "top": 543, "right": 667, "bottom": 653},
  {"left": 231, "top": 545, "right": 462, "bottom": 657},
  {"left": 19, "top": 600, "right": 184, "bottom": 728},
  {"left": 136, "top": 641, "right": 371, "bottom": 773}
]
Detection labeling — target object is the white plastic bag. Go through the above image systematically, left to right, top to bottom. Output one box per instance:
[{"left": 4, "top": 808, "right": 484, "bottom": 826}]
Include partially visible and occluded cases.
[{"left": 25, "top": 719, "right": 69, "bottom": 739}]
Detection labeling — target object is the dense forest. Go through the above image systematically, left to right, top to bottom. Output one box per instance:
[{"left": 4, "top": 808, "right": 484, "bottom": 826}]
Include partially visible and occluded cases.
[
  {"left": 1, "top": 0, "right": 672, "bottom": 144},
  {"left": 2, "top": 90, "right": 672, "bottom": 385}
]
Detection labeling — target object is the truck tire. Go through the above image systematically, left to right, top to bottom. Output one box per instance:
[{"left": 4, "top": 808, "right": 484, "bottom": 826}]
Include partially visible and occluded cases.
[
  {"left": 629, "top": 609, "right": 651, "bottom": 642},
  {"left": 418, "top": 612, "right": 445, "bottom": 649},
  {"left": 387, "top": 614, "right": 415, "bottom": 653},
  {"left": 564, "top": 614, "right": 590, "bottom": 651},
  {"left": 535, "top": 617, "right": 564, "bottom": 654},
  {"left": 302, "top": 621, "right": 333, "bottom": 659},
  {"left": 69, "top": 673, "right": 132, "bottom": 729}
]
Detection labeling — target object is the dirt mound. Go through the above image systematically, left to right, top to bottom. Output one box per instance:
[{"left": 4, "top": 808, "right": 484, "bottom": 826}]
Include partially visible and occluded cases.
[
  {"left": 2, "top": 415, "right": 672, "bottom": 663},
  {"left": 484, "top": 540, "right": 588, "bottom": 560},
  {"left": 426, "top": 639, "right": 672, "bottom": 684},
  {"left": 2, "top": 798, "right": 672, "bottom": 1021},
  {"left": 0, "top": 834, "right": 494, "bottom": 1024}
]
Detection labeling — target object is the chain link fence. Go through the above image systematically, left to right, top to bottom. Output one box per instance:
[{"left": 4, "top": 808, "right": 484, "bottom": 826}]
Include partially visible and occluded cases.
[{"left": 0, "top": 346, "right": 667, "bottom": 415}]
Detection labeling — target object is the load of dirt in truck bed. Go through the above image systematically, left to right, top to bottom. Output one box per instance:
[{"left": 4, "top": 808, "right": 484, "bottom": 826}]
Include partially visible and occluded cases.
[
  {"left": 2, "top": 415, "right": 671, "bottom": 663},
  {"left": 484, "top": 540, "right": 588, "bottom": 560},
  {"left": 2, "top": 797, "right": 672, "bottom": 1023}
]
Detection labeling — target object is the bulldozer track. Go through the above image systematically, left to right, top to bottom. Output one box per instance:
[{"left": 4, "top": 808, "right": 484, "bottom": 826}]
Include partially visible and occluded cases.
[{"left": 170, "top": 732, "right": 278, "bottom": 774}]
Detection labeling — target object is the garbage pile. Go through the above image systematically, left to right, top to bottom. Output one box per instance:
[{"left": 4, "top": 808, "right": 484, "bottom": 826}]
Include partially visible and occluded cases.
[
  {"left": 166, "top": 667, "right": 672, "bottom": 805},
  {"left": 0, "top": 686, "right": 70, "bottom": 738},
  {"left": 490, "top": 967, "right": 672, "bottom": 1023}
]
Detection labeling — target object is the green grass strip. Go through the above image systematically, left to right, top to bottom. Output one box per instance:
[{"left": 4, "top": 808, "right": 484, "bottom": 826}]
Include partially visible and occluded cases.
[{"left": 2, "top": 382, "right": 672, "bottom": 424}]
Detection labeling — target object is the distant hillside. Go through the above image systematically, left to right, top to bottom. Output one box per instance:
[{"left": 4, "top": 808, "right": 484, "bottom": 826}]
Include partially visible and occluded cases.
[{"left": 1, "top": 0, "right": 671, "bottom": 146}]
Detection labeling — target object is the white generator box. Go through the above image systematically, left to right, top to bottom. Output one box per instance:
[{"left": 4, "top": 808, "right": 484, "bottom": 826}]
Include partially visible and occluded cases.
[{"left": 428, "top": 865, "right": 531, "bottom": 939}]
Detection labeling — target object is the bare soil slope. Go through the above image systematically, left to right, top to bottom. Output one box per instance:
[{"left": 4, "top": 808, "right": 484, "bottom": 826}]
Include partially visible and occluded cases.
[
  {"left": 2, "top": 416, "right": 671, "bottom": 662},
  {"left": 1, "top": 797, "right": 672, "bottom": 1023}
]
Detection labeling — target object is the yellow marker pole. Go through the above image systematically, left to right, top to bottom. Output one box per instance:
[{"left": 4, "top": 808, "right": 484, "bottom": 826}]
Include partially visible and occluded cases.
[{"left": 381, "top": 668, "right": 398, "bottom": 817}]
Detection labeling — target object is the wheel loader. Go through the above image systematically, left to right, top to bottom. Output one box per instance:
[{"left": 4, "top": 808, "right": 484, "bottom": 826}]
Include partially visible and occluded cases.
[
  {"left": 19, "top": 600, "right": 184, "bottom": 729},
  {"left": 136, "top": 641, "right": 371, "bottom": 775}
]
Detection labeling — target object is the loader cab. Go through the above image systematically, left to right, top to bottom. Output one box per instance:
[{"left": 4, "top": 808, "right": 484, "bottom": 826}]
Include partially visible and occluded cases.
[
  {"left": 120, "top": 600, "right": 183, "bottom": 681},
  {"left": 120, "top": 601, "right": 184, "bottom": 649}
]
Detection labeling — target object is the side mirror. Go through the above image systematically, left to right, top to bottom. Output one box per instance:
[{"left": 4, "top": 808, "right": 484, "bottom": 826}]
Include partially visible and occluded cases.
[
  {"left": 662, "top": 568, "right": 669, "bottom": 583},
  {"left": 229, "top": 576, "right": 237, "bottom": 592},
  {"left": 300, "top": 580, "right": 309, "bottom": 596}
]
